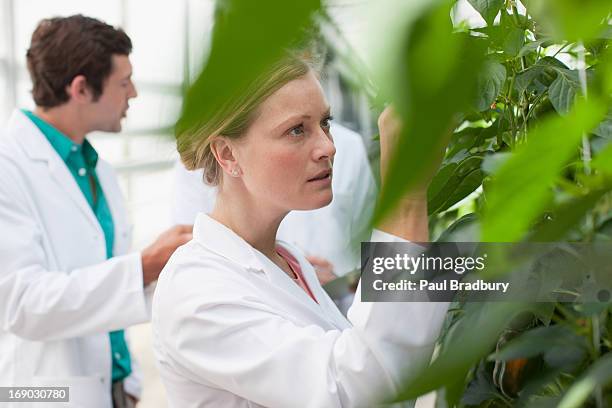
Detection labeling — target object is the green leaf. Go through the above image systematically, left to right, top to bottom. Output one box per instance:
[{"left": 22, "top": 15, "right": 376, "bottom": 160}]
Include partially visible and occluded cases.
[
  {"left": 176, "top": 0, "right": 321, "bottom": 137},
  {"left": 467, "top": 0, "right": 504, "bottom": 26},
  {"left": 523, "top": 0, "right": 611, "bottom": 42},
  {"left": 373, "top": 1, "right": 487, "bottom": 225},
  {"left": 502, "top": 27, "right": 526, "bottom": 57},
  {"left": 518, "top": 39, "right": 547, "bottom": 58},
  {"left": 514, "top": 56, "right": 568, "bottom": 94},
  {"left": 474, "top": 59, "right": 507, "bottom": 111},
  {"left": 548, "top": 69, "right": 581, "bottom": 114},
  {"left": 482, "top": 97, "right": 607, "bottom": 241},
  {"left": 592, "top": 111, "right": 612, "bottom": 139},
  {"left": 592, "top": 142, "right": 612, "bottom": 176},
  {"left": 481, "top": 152, "right": 511, "bottom": 174},
  {"left": 428, "top": 156, "right": 484, "bottom": 214},
  {"left": 428, "top": 162, "right": 458, "bottom": 199},
  {"left": 530, "top": 189, "right": 609, "bottom": 241},
  {"left": 436, "top": 213, "right": 480, "bottom": 242},
  {"left": 393, "top": 302, "right": 529, "bottom": 402},
  {"left": 489, "top": 325, "right": 587, "bottom": 367},
  {"left": 558, "top": 352, "right": 612, "bottom": 408},
  {"left": 461, "top": 362, "right": 500, "bottom": 405}
]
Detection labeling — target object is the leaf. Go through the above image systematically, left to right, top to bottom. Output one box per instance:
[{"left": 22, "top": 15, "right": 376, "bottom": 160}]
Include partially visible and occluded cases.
[
  {"left": 176, "top": 0, "right": 321, "bottom": 137},
  {"left": 467, "top": 0, "right": 504, "bottom": 26},
  {"left": 523, "top": 0, "right": 611, "bottom": 42},
  {"left": 373, "top": 1, "right": 487, "bottom": 225},
  {"left": 502, "top": 27, "right": 526, "bottom": 57},
  {"left": 518, "top": 39, "right": 547, "bottom": 58},
  {"left": 514, "top": 56, "right": 568, "bottom": 94},
  {"left": 474, "top": 59, "right": 507, "bottom": 111},
  {"left": 548, "top": 68, "right": 581, "bottom": 114},
  {"left": 481, "top": 97, "right": 607, "bottom": 241},
  {"left": 592, "top": 111, "right": 612, "bottom": 139},
  {"left": 591, "top": 141, "right": 612, "bottom": 176},
  {"left": 481, "top": 152, "right": 511, "bottom": 174},
  {"left": 428, "top": 156, "right": 484, "bottom": 214},
  {"left": 428, "top": 162, "right": 458, "bottom": 199},
  {"left": 440, "top": 168, "right": 483, "bottom": 212},
  {"left": 530, "top": 189, "right": 609, "bottom": 241},
  {"left": 436, "top": 213, "right": 480, "bottom": 242},
  {"left": 392, "top": 302, "right": 529, "bottom": 402},
  {"left": 490, "top": 325, "right": 587, "bottom": 369},
  {"left": 558, "top": 353, "right": 612, "bottom": 408},
  {"left": 461, "top": 362, "right": 500, "bottom": 405}
]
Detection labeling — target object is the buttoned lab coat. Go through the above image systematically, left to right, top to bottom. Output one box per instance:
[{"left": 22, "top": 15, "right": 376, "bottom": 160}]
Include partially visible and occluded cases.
[
  {"left": 0, "top": 110, "right": 150, "bottom": 408},
  {"left": 172, "top": 123, "right": 378, "bottom": 277},
  {"left": 152, "top": 213, "right": 449, "bottom": 408}
]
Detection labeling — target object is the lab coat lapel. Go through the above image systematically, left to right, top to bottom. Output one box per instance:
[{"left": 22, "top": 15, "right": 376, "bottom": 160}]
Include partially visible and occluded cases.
[
  {"left": 6, "top": 110, "right": 101, "bottom": 232},
  {"left": 193, "top": 214, "right": 335, "bottom": 323},
  {"left": 277, "top": 241, "right": 351, "bottom": 329},
  {"left": 255, "top": 251, "right": 329, "bottom": 320}
]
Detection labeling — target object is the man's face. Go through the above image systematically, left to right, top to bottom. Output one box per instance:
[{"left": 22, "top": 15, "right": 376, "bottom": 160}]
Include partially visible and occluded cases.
[{"left": 88, "top": 54, "right": 137, "bottom": 133}]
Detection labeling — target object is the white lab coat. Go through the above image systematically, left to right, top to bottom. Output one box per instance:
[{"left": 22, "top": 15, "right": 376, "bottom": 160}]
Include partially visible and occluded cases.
[
  {"left": 0, "top": 110, "right": 150, "bottom": 408},
  {"left": 172, "top": 123, "right": 378, "bottom": 276},
  {"left": 152, "top": 213, "right": 449, "bottom": 408}
]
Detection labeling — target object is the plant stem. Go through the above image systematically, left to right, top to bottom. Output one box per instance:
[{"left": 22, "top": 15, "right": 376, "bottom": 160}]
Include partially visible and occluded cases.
[
  {"left": 505, "top": 68, "right": 517, "bottom": 147},
  {"left": 524, "top": 91, "right": 546, "bottom": 123},
  {"left": 593, "top": 314, "right": 603, "bottom": 408}
]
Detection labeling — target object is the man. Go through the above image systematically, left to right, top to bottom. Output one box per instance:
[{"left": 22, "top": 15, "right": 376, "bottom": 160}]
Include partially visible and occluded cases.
[
  {"left": 0, "top": 15, "right": 191, "bottom": 408},
  {"left": 173, "top": 122, "right": 377, "bottom": 286}
]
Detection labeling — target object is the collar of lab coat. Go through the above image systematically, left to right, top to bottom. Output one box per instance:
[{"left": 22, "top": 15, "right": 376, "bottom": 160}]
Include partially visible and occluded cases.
[
  {"left": 4, "top": 109, "right": 105, "bottom": 234},
  {"left": 7, "top": 109, "right": 61, "bottom": 163},
  {"left": 193, "top": 212, "right": 266, "bottom": 273},
  {"left": 192, "top": 213, "right": 350, "bottom": 328}
]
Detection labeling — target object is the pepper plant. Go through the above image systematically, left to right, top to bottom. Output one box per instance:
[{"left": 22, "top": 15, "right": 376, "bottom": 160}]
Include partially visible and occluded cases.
[{"left": 376, "top": 1, "right": 612, "bottom": 407}]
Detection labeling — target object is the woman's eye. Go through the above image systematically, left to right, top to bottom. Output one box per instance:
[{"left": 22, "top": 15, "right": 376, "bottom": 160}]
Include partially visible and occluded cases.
[{"left": 289, "top": 125, "right": 305, "bottom": 137}]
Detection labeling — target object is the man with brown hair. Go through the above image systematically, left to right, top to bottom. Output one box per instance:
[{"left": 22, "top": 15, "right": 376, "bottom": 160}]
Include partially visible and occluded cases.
[{"left": 0, "top": 15, "right": 190, "bottom": 407}]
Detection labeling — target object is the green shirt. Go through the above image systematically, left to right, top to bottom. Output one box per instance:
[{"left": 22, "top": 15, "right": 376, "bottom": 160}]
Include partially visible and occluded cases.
[{"left": 23, "top": 110, "right": 132, "bottom": 383}]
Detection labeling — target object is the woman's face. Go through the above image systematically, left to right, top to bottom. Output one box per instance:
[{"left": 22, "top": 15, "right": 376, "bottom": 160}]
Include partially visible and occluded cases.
[{"left": 233, "top": 70, "right": 336, "bottom": 212}]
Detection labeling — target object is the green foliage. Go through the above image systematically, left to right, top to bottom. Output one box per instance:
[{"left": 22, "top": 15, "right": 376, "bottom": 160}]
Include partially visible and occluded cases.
[
  {"left": 176, "top": 0, "right": 321, "bottom": 137},
  {"left": 372, "top": 0, "right": 487, "bottom": 225},
  {"left": 467, "top": 0, "right": 504, "bottom": 26},
  {"left": 380, "top": 1, "right": 612, "bottom": 406},
  {"left": 481, "top": 97, "right": 606, "bottom": 241}
]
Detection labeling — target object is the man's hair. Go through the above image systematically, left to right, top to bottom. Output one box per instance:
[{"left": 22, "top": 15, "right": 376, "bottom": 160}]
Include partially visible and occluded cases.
[{"left": 26, "top": 14, "right": 132, "bottom": 108}]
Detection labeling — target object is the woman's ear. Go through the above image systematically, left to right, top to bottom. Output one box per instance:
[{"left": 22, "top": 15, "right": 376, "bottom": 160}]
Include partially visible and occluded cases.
[{"left": 209, "top": 136, "right": 241, "bottom": 178}]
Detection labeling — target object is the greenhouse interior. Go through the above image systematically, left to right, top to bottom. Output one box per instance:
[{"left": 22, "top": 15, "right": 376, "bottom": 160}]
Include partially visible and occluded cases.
[{"left": 0, "top": 0, "right": 610, "bottom": 407}]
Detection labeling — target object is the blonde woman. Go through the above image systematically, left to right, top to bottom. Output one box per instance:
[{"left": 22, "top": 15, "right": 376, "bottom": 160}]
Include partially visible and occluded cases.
[{"left": 152, "top": 54, "right": 449, "bottom": 407}]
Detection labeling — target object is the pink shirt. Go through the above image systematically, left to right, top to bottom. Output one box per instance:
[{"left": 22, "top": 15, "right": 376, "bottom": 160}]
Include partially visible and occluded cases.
[{"left": 276, "top": 246, "right": 318, "bottom": 303}]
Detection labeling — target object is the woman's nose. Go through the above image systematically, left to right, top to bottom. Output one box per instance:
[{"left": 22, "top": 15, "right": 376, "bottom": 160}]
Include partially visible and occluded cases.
[{"left": 314, "top": 129, "right": 336, "bottom": 161}]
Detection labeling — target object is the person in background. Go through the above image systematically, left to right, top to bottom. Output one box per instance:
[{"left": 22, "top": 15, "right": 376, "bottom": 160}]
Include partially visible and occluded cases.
[
  {"left": 0, "top": 15, "right": 191, "bottom": 408},
  {"left": 152, "top": 51, "right": 449, "bottom": 407},
  {"left": 173, "top": 121, "right": 377, "bottom": 286}
]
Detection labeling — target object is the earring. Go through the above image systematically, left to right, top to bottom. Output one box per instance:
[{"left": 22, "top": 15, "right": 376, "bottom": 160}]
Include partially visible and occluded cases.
[{"left": 231, "top": 169, "right": 239, "bottom": 177}]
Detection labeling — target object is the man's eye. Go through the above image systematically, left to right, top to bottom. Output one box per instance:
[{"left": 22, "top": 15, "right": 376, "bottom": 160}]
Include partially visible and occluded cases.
[
  {"left": 321, "top": 116, "right": 333, "bottom": 130},
  {"left": 289, "top": 125, "right": 305, "bottom": 137}
]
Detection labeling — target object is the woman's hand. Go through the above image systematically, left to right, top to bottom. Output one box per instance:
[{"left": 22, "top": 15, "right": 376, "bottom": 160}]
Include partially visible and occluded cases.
[
  {"left": 376, "top": 106, "right": 449, "bottom": 241},
  {"left": 378, "top": 106, "right": 447, "bottom": 196},
  {"left": 378, "top": 106, "right": 403, "bottom": 186}
]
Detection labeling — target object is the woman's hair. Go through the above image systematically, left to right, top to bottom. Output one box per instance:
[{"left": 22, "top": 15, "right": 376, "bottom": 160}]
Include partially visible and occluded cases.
[{"left": 177, "top": 51, "right": 321, "bottom": 186}]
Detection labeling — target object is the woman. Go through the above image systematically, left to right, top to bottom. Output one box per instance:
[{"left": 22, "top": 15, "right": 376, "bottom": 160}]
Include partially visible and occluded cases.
[{"left": 152, "top": 53, "right": 449, "bottom": 407}]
